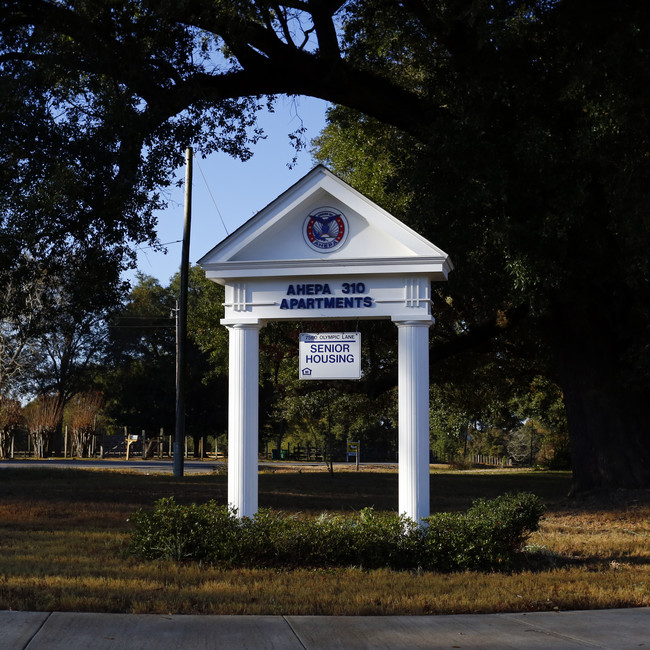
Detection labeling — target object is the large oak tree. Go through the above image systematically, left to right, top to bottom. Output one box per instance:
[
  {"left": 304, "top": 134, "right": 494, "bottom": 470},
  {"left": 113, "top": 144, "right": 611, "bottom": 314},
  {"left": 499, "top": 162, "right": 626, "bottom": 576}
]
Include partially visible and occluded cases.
[{"left": 1, "top": 0, "right": 649, "bottom": 490}]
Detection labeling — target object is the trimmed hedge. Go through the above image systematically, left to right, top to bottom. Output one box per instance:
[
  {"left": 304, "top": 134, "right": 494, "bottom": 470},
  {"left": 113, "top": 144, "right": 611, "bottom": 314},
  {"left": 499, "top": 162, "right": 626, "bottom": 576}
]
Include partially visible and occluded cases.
[{"left": 128, "top": 492, "right": 544, "bottom": 571}]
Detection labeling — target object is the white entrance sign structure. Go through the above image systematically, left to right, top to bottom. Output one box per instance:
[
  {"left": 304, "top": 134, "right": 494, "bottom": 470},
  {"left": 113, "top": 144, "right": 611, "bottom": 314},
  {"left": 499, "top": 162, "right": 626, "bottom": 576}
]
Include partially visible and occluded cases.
[
  {"left": 199, "top": 165, "right": 452, "bottom": 522},
  {"left": 299, "top": 332, "right": 361, "bottom": 380}
]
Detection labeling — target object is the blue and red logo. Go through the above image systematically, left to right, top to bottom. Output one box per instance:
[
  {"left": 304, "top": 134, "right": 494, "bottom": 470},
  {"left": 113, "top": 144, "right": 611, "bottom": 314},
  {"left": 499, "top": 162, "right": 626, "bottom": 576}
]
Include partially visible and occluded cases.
[{"left": 303, "top": 208, "right": 348, "bottom": 252}]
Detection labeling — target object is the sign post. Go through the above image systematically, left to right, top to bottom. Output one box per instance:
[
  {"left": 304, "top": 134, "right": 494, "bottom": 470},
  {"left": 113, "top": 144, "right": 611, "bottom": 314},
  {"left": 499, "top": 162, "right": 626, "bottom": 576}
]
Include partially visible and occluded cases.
[
  {"left": 199, "top": 165, "right": 453, "bottom": 523},
  {"left": 125, "top": 433, "right": 139, "bottom": 461},
  {"left": 347, "top": 440, "right": 360, "bottom": 471}
]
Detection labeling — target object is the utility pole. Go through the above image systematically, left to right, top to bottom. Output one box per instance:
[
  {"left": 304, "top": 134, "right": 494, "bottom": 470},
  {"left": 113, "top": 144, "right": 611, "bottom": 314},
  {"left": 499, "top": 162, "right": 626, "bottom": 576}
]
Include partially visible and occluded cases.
[{"left": 174, "top": 147, "right": 193, "bottom": 477}]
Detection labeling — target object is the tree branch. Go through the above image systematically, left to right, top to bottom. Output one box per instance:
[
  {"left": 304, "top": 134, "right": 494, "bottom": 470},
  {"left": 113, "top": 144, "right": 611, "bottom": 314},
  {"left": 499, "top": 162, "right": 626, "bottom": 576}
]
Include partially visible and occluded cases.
[
  {"left": 308, "top": 0, "right": 341, "bottom": 58},
  {"left": 4, "top": 1, "right": 449, "bottom": 142}
]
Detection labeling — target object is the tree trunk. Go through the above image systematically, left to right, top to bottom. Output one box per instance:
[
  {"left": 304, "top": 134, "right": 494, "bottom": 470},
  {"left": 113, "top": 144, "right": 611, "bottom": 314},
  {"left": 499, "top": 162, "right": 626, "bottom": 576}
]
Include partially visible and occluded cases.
[
  {"left": 548, "top": 304, "right": 650, "bottom": 492},
  {"left": 192, "top": 433, "right": 201, "bottom": 458}
]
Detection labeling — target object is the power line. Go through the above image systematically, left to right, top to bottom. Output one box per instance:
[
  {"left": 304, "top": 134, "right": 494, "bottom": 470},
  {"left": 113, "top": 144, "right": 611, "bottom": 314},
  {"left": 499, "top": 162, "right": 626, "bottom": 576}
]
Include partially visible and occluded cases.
[{"left": 193, "top": 153, "right": 230, "bottom": 237}]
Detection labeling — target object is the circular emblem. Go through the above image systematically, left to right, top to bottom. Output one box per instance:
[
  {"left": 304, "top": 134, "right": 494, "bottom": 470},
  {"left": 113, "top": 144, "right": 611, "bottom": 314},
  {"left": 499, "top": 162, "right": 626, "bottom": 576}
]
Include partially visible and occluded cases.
[{"left": 303, "top": 207, "right": 349, "bottom": 253}]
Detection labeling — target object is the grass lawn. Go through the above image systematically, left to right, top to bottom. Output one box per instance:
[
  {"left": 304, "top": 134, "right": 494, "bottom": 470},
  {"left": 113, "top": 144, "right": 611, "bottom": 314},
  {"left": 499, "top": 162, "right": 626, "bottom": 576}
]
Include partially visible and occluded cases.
[{"left": 0, "top": 465, "right": 648, "bottom": 615}]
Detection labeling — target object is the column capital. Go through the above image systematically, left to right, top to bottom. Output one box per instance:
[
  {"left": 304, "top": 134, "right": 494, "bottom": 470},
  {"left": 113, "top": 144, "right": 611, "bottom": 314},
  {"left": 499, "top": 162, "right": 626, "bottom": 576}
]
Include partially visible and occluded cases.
[
  {"left": 393, "top": 317, "right": 434, "bottom": 328},
  {"left": 223, "top": 320, "right": 265, "bottom": 330}
]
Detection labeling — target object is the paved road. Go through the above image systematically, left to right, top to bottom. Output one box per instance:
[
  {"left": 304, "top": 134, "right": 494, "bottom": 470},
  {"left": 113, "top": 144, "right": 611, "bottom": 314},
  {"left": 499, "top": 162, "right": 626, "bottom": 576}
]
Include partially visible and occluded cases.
[
  {"left": 0, "top": 458, "right": 392, "bottom": 474},
  {"left": 0, "top": 458, "right": 224, "bottom": 474},
  {"left": 1, "top": 608, "right": 648, "bottom": 649}
]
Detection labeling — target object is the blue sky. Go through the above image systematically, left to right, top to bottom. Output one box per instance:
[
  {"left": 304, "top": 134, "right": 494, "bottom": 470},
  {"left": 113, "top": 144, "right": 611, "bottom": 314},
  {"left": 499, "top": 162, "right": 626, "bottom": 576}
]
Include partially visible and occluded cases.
[{"left": 131, "top": 96, "right": 329, "bottom": 286}]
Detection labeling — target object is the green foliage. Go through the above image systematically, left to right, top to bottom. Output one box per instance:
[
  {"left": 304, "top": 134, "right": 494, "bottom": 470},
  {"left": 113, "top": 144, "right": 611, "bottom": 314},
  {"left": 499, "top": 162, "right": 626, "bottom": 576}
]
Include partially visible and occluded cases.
[
  {"left": 4, "top": 0, "right": 648, "bottom": 489},
  {"left": 1, "top": 1, "right": 264, "bottom": 289},
  {"left": 312, "top": 1, "right": 650, "bottom": 489},
  {"left": 182, "top": 266, "right": 227, "bottom": 377},
  {"left": 99, "top": 268, "right": 227, "bottom": 438},
  {"left": 244, "top": 318, "right": 400, "bottom": 459},
  {"left": 509, "top": 377, "right": 571, "bottom": 469},
  {"left": 129, "top": 492, "right": 544, "bottom": 571},
  {"left": 423, "top": 493, "right": 545, "bottom": 571},
  {"left": 129, "top": 498, "right": 240, "bottom": 563}
]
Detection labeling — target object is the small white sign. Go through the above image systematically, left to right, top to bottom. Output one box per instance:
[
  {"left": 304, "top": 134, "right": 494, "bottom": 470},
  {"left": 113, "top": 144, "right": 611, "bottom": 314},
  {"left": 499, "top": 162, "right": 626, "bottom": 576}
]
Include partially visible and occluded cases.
[{"left": 299, "top": 332, "right": 361, "bottom": 380}]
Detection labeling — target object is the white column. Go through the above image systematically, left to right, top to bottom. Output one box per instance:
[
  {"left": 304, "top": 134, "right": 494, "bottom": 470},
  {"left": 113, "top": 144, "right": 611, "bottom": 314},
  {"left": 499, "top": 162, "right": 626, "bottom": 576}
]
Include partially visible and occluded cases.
[
  {"left": 395, "top": 319, "right": 433, "bottom": 524},
  {"left": 227, "top": 322, "right": 262, "bottom": 518}
]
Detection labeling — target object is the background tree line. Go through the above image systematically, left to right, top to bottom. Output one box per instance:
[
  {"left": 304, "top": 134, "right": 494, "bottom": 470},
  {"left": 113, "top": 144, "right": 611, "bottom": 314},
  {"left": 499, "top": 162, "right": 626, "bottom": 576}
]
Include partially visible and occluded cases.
[{"left": 1, "top": 259, "right": 568, "bottom": 468}]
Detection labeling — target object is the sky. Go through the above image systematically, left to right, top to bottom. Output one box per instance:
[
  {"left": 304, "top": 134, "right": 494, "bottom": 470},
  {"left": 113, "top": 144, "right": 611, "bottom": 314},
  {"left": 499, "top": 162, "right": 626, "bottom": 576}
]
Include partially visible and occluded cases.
[{"left": 130, "top": 96, "right": 330, "bottom": 286}]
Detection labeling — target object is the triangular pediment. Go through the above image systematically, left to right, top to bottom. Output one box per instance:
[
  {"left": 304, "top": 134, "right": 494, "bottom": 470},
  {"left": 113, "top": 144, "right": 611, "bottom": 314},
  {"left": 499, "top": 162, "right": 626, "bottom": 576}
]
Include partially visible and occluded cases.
[{"left": 199, "top": 165, "right": 452, "bottom": 282}]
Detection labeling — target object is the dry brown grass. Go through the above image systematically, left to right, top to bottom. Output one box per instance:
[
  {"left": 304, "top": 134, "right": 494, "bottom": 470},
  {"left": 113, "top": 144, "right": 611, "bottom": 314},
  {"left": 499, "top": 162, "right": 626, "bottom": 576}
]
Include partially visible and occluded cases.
[{"left": 0, "top": 466, "right": 648, "bottom": 614}]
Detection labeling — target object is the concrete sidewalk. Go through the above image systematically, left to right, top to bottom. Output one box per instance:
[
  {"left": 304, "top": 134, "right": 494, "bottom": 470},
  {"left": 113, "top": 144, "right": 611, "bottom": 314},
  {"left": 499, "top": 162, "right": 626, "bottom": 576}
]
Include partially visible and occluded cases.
[{"left": 1, "top": 608, "right": 648, "bottom": 649}]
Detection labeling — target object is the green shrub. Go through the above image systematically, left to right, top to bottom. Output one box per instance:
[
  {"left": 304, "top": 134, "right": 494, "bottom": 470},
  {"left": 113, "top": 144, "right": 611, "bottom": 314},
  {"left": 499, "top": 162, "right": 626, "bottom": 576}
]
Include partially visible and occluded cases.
[
  {"left": 128, "top": 492, "right": 544, "bottom": 571},
  {"left": 421, "top": 492, "right": 545, "bottom": 570},
  {"left": 129, "top": 498, "right": 239, "bottom": 563},
  {"left": 340, "top": 508, "right": 421, "bottom": 569}
]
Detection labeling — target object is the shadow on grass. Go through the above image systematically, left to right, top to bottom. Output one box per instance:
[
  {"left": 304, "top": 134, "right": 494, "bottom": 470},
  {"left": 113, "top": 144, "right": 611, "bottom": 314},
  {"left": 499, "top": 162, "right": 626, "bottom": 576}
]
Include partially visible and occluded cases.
[
  {"left": 0, "top": 466, "right": 573, "bottom": 514},
  {"left": 259, "top": 470, "right": 574, "bottom": 513},
  {"left": 518, "top": 549, "right": 650, "bottom": 574}
]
